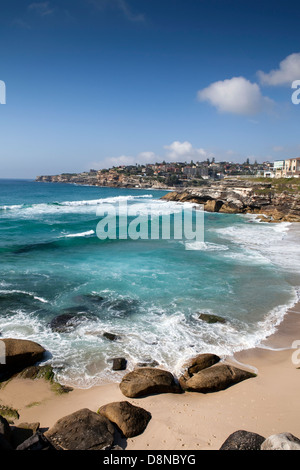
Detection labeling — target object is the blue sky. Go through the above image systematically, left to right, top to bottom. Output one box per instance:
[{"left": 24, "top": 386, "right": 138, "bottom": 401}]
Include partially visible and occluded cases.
[{"left": 0, "top": 0, "right": 300, "bottom": 178}]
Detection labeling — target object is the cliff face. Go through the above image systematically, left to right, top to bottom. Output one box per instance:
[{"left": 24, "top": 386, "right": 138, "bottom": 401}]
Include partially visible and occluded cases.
[
  {"left": 36, "top": 171, "right": 170, "bottom": 190},
  {"left": 161, "top": 180, "right": 300, "bottom": 223}
]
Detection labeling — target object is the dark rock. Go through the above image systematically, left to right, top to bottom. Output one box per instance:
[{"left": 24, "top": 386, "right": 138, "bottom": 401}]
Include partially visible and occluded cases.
[
  {"left": 76, "top": 294, "right": 104, "bottom": 303},
  {"left": 105, "top": 299, "right": 139, "bottom": 318},
  {"left": 49, "top": 313, "right": 89, "bottom": 333},
  {"left": 198, "top": 313, "right": 226, "bottom": 324},
  {"left": 103, "top": 332, "right": 121, "bottom": 341},
  {"left": 0, "top": 338, "right": 46, "bottom": 380},
  {"left": 112, "top": 358, "right": 127, "bottom": 371},
  {"left": 182, "top": 363, "right": 256, "bottom": 393},
  {"left": 119, "top": 368, "right": 182, "bottom": 398},
  {"left": 98, "top": 401, "right": 151, "bottom": 438},
  {"left": 44, "top": 408, "right": 115, "bottom": 450},
  {"left": 0, "top": 415, "right": 11, "bottom": 443},
  {"left": 11, "top": 422, "right": 40, "bottom": 448},
  {"left": 220, "top": 430, "right": 265, "bottom": 450},
  {"left": 16, "top": 431, "right": 56, "bottom": 451},
  {"left": 261, "top": 432, "right": 300, "bottom": 450},
  {"left": 0, "top": 433, "right": 13, "bottom": 450}
]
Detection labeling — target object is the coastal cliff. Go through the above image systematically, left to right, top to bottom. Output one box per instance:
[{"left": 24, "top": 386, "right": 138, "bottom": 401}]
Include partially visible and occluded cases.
[
  {"left": 35, "top": 170, "right": 171, "bottom": 190},
  {"left": 36, "top": 170, "right": 300, "bottom": 222},
  {"left": 161, "top": 179, "right": 300, "bottom": 222}
]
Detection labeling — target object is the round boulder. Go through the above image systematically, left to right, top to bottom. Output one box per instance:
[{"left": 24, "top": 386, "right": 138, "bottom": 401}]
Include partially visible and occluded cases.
[
  {"left": 0, "top": 338, "right": 46, "bottom": 378},
  {"left": 182, "top": 364, "right": 256, "bottom": 393},
  {"left": 119, "top": 368, "right": 182, "bottom": 398},
  {"left": 98, "top": 401, "right": 151, "bottom": 438},
  {"left": 44, "top": 408, "right": 115, "bottom": 450},
  {"left": 219, "top": 430, "right": 265, "bottom": 450}
]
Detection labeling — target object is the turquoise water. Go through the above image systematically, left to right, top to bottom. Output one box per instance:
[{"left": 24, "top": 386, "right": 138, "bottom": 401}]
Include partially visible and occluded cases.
[{"left": 0, "top": 179, "right": 299, "bottom": 387}]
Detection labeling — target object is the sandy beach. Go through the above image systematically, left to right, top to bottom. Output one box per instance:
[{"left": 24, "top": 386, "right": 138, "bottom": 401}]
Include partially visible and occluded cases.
[{"left": 1, "top": 298, "right": 300, "bottom": 451}]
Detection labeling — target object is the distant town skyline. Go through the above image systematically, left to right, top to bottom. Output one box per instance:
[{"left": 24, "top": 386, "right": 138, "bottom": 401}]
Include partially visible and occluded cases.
[{"left": 1, "top": 0, "right": 300, "bottom": 178}]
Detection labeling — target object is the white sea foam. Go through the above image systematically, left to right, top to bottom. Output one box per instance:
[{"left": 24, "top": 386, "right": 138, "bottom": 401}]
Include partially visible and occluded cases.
[
  {"left": 0, "top": 194, "right": 155, "bottom": 217},
  {"left": 212, "top": 219, "right": 300, "bottom": 273},
  {"left": 63, "top": 230, "right": 95, "bottom": 238},
  {"left": 184, "top": 241, "right": 229, "bottom": 251},
  {"left": 0, "top": 289, "right": 48, "bottom": 303}
]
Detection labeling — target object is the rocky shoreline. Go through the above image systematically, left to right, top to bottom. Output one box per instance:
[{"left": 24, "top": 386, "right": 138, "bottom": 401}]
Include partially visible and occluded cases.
[
  {"left": 35, "top": 170, "right": 172, "bottom": 190},
  {"left": 35, "top": 172, "right": 300, "bottom": 222},
  {"left": 160, "top": 179, "right": 300, "bottom": 223},
  {"left": 1, "top": 337, "right": 300, "bottom": 450}
]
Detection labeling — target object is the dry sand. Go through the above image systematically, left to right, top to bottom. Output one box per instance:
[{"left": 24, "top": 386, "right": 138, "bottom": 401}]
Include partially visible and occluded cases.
[{"left": 1, "top": 302, "right": 300, "bottom": 451}]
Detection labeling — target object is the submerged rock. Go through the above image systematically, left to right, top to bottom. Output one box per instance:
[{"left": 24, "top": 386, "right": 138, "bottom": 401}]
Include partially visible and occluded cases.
[
  {"left": 74, "top": 294, "right": 104, "bottom": 304},
  {"left": 49, "top": 310, "right": 91, "bottom": 333},
  {"left": 198, "top": 313, "right": 226, "bottom": 324},
  {"left": 49, "top": 314, "right": 77, "bottom": 333},
  {"left": 103, "top": 332, "right": 121, "bottom": 341},
  {"left": 119, "top": 367, "right": 182, "bottom": 398},
  {"left": 98, "top": 401, "right": 151, "bottom": 438},
  {"left": 45, "top": 408, "right": 115, "bottom": 450}
]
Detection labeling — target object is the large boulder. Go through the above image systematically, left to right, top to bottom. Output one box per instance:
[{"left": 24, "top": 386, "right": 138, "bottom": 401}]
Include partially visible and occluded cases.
[
  {"left": 0, "top": 338, "right": 46, "bottom": 379},
  {"left": 179, "top": 353, "right": 220, "bottom": 390},
  {"left": 182, "top": 364, "right": 256, "bottom": 393},
  {"left": 119, "top": 368, "right": 182, "bottom": 398},
  {"left": 98, "top": 401, "right": 151, "bottom": 438},
  {"left": 44, "top": 408, "right": 115, "bottom": 450},
  {"left": 219, "top": 430, "right": 265, "bottom": 450},
  {"left": 261, "top": 433, "right": 300, "bottom": 450}
]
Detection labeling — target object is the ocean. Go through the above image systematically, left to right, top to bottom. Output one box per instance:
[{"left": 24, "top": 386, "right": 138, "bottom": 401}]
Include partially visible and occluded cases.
[{"left": 0, "top": 179, "right": 299, "bottom": 388}]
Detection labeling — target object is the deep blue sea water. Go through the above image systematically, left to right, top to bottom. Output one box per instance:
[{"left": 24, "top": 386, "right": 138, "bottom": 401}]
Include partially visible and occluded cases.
[{"left": 1, "top": 179, "right": 299, "bottom": 387}]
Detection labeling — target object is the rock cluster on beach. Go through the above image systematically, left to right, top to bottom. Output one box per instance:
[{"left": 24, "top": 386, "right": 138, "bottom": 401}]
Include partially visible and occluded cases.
[{"left": 1, "top": 338, "right": 299, "bottom": 451}]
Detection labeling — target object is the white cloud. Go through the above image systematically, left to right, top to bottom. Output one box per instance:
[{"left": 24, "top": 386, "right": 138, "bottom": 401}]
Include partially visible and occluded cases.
[
  {"left": 28, "top": 2, "right": 55, "bottom": 17},
  {"left": 258, "top": 53, "right": 300, "bottom": 86},
  {"left": 197, "top": 76, "right": 274, "bottom": 116},
  {"left": 164, "top": 141, "right": 212, "bottom": 161},
  {"left": 92, "top": 142, "right": 213, "bottom": 169},
  {"left": 100, "top": 151, "right": 158, "bottom": 168}
]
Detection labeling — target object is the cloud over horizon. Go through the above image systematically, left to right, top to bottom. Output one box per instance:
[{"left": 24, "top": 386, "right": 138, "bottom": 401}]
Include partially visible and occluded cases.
[{"left": 96, "top": 141, "right": 213, "bottom": 169}]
